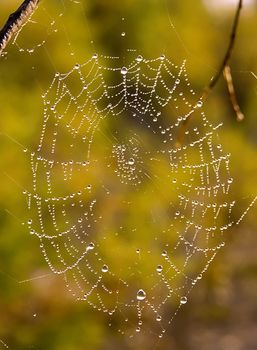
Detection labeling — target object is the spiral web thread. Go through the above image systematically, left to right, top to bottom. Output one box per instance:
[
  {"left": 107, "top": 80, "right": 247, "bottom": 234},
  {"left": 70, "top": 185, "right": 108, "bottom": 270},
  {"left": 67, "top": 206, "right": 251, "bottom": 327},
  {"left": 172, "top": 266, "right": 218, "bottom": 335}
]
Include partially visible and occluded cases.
[{"left": 21, "top": 51, "right": 247, "bottom": 338}]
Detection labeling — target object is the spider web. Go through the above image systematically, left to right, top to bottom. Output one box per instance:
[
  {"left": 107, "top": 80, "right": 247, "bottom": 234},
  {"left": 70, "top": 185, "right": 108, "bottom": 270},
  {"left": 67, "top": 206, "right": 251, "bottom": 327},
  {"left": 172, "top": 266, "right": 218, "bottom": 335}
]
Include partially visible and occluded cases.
[
  {"left": 2, "top": 0, "right": 256, "bottom": 342},
  {"left": 22, "top": 52, "right": 237, "bottom": 338}
]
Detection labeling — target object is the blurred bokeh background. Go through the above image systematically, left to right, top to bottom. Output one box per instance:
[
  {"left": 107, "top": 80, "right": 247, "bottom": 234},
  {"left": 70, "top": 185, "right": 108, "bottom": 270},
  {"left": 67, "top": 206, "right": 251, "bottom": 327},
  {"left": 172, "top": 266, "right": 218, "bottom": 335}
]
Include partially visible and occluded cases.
[{"left": 0, "top": 0, "right": 257, "bottom": 349}]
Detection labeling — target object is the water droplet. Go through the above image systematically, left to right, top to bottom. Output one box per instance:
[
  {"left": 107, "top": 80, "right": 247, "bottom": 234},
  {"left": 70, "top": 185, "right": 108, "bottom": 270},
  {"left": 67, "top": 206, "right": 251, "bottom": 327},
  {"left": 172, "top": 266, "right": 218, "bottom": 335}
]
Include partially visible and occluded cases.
[
  {"left": 121, "top": 32, "right": 126, "bottom": 37},
  {"left": 92, "top": 53, "right": 98, "bottom": 59},
  {"left": 160, "top": 54, "right": 165, "bottom": 61},
  {"left": 136, "top": 55, "right": 143, "bottom": 63},
  {"left": 74, "top": 63, "right": 80, "bottom": 69},
  {"left": 121, "top": 66, "right": 128, "bottom": 75},
  {"left": 175, "top": 78, "right": 180, "bottom": 85},
  {"left": 197, "top": 100, "right": 203, "bottom": 108},
  {"left": 153, "top": 117, "right": 157, "bottom": 122},
  {"left": 128, "top": 158, "right": 135, "bottom": 165},
  {"left": 27, "top": 219, "right": 32, "bottom": 225},
  {"left": 87, "top": 242, "right": 95, "bottom": 251},
  {"left": 161, "top": 250, "right": 167, "bottom": 257},
  {"left": 102, "top": 264, "right": 109, "bottom": 273},
  {"left": 156, "top": 265, "right": 163, "bottom": 273},
  {"left": 137, "top": 289, "right": 146, "bottom": 301},
  {"left": 180, "top": 296, "right": 187, "bottom": 304},
  {"left": 156, "top": 315, "right": 162, "bottom": 322}
]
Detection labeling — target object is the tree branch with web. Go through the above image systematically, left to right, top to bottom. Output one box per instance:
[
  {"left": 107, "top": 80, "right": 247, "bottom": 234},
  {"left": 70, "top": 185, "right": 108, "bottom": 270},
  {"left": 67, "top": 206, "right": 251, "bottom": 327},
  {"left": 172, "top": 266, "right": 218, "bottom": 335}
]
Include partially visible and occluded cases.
[
  {"left": 0, "top": 0, "right": 40, "bottom": 56},
  {"left": 176, "top": 0, "right": 244, "bottom": 147}
]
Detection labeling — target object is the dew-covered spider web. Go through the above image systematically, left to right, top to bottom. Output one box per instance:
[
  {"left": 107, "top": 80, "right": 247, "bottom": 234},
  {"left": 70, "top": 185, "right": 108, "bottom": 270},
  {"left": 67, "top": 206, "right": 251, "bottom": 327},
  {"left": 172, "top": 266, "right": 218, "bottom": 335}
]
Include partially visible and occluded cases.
[
  {"left": 2, "top": 0, "right": 256, "bottom": 342},
  {"left": 23, "top": 53, "right": 243, "bottom": 338}
]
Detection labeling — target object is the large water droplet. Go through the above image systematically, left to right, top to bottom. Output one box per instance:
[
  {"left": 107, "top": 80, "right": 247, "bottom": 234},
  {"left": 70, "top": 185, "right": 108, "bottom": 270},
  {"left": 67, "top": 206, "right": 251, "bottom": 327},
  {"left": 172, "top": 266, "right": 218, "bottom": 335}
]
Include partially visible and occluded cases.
[
  {"left": 136, "top": 55, "right": 143, "bottom": 63},
  {"left": 121, "top": 66, "right": 128, "bottom": 75},
  {"left": 128, "top": 158, "right": 135, "bottom": 165},
  {"left": 87, "top": 242, "right": 95, "bottom": 251},
  {"left": 102, "top": 264, "right": 109, "bottom": 273},
  {"left": 156, "top": 265, "right": 163, "bottom": 273},
  {"left": 137, "top": 289, "right": 146, "bottom": 301},
  {"left": 180, "top": 296, "right": 187, "bottom": 305},
  {"left": 156, "top": 315, "right": 162, "bottom": 322}
]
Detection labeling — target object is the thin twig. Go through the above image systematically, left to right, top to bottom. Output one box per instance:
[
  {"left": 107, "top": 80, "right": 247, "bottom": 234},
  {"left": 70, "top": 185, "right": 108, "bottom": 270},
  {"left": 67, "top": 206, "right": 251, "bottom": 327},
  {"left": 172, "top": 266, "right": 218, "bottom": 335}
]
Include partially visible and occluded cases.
[
  {"left": 0, "top": 0, "right": 40, "bottom": 56},
  {"left": 176, "top": 0, "right": 243, "bottom": 147},
  {"left": 206, "top": 0, "right": 243, "bottom": 94},
  {"left": 223, "top": 65, "right": 244, "bottom": 121}
]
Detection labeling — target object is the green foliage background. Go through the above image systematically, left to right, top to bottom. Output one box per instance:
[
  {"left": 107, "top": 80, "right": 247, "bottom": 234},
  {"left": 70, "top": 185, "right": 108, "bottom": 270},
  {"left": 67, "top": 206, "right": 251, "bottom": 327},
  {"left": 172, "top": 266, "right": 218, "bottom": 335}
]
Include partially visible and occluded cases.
[{"left": 0, "top": 0, "right": 256, "bottom": 349}]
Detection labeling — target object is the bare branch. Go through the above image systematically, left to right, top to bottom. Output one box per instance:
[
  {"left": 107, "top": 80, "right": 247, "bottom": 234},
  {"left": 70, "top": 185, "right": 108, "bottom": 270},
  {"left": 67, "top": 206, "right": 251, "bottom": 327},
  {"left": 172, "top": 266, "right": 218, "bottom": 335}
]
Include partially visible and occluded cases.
[
  {"left": 0, "top": 0, "right": 40, "bottom": 56},
  {"left": 176, "top": 0, "right": 243, "bottom": 147},
  {"left": 206, "top": 0, "right": 243, "bottom": 93},
  {"left": 223, "top": 65, "right": 244, "bottom": 122}
]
